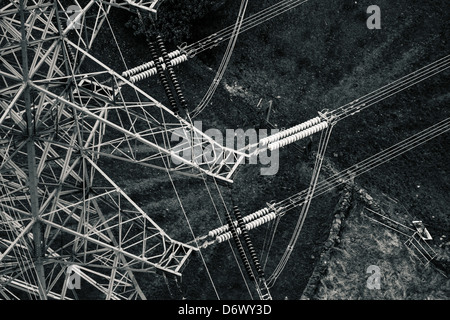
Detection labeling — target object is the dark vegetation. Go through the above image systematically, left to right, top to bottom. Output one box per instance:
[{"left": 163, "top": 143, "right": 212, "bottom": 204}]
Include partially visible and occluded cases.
[
  {"left": 91, "top": 0, "right": 449, "bottom": 299},
  {"left": 125, "top": 0, "right": 228, "bottom": 44},
  {"left": 305, "top": 185, "right": 450, "bottom": 299}
]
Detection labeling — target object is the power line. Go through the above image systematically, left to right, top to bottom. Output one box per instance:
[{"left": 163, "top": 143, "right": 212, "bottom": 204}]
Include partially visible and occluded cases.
[
  {"left": 122, "top": 0, "right": 309, "bottom": 80},
  {"left": 190, "top": 0, "right": 249, "bottom": 118},
  {"left": 203, "top": 116, "right": 450, "bottom": 247}
]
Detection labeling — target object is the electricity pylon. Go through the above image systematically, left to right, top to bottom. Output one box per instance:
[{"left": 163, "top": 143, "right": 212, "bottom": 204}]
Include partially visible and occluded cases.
[{"left": 0, "top": 0, "right": 242, "bottom": 299}]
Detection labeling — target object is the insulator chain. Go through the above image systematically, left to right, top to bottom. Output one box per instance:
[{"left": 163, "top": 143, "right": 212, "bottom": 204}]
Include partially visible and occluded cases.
[
  {"left": 157, "top": 35, "right": 188, "bottom": 110},
  {"left": 148, "top": 39, "right": 179, "bottom": 114},
  {"left": 122, "top": 50, "right": 181, "bottom": 78},
  {"left": 128, "top": 54, "right": 188, "bottom": 83},
  {"left": 259, "top": 116, "right": 322, "bottom": 146},
  {"left": 268, "top": 121, "right": 329, "bottom": 151},
  {"left": 233, "top": 206, "right": 265, "bottom": 278},
  {"left": 208, "top": 207, "right": 271, "bottom": 238},
  {"left": 224, "top": 207, "right": 256, "bottom": 281},
  {"left": 215, "top": 212, "right": 277, "bottom": 244}
]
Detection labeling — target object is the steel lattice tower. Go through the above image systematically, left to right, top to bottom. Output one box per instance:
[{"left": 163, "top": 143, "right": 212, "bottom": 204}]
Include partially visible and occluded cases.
[
  {"left": 0, "top": 0, "right": 246, "bottom": 299},
  {"left": 1, "top": 0, "right": 449, "bottom": 300}
]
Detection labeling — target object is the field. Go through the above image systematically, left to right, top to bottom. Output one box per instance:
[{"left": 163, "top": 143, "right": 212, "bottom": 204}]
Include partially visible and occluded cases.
[{"left": 91, "top": 0, "right": 449, "bottom": 299}]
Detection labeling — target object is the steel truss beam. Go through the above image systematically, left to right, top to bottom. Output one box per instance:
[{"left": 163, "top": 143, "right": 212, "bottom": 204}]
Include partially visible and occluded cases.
[{"left": 0, "top": 0, "right": 201, "bottom": 300}]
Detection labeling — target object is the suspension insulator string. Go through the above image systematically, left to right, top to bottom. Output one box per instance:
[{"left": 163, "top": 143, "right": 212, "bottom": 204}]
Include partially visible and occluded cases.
[
  {"left": 137, "top": 11, "right": 179, "bottom": 115},
  {"left": 156, "top": 34, "right": 189, "bottom": 112},
  {"left": 148, "top": 39, "right": 179, "bottom": 114},
  {"left": 233, "top": 206, "right": 265, "bottom": 278},
  {"left": 224, "top": 208, "right": 256, "bottom": 281}
]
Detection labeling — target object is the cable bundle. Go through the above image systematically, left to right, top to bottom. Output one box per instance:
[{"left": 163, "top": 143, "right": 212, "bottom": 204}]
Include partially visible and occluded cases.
[
  {"left": 122, "top": 0, "right": 309, "bottom": 81},
  {"left": 185, "top": 0, "right": 309, "bottom": 57},
  {"left": 189, "top": 0, "right": 249, "bottom": 118},
  {"left": 328, "top": 55, "right": 450, "bottom": 123},
  {"left": 274, "top": 116, "right": 450, "bottom": 215}
]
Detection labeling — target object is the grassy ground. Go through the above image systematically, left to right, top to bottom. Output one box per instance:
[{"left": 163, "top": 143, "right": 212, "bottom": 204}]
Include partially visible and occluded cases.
[
  {"left": 90, "top": 0, "right": 449, "bottom": 299},
  {"left": 311, "top": 192, "right": 449, "bottom": 300}
]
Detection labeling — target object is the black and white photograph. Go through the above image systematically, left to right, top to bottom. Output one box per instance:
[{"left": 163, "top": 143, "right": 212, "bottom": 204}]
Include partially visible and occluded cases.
[{"left": 0, "top": 0, "right": 449, "bottom": 309}]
